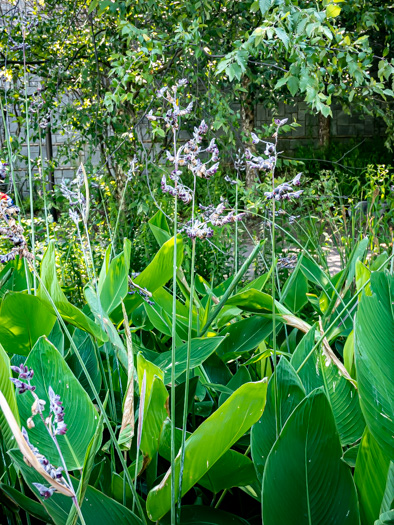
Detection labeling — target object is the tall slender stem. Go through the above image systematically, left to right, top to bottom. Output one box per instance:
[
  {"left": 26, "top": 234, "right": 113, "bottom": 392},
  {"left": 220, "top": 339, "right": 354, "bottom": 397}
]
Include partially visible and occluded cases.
[
  {"left": 22, "top": 31, "right": 36, "bottom": 293},
  {"left": 38, "top": 127, "right": 50, "bottom": 243},
  {"left": 170, "top": 128, "right": 178, "bottom": 525},
  {"left": 271, "top": 131, "right": 279, "bottom": 439},
  {"left": 234, "top": 170, "right": 239, "bottom": 276},
  {"left": 112, "top": 179, "right": 129, "bottom": 256},
  {"left": 177, "top": 237, "right": 196, "bottom": 517},
  {"left": 29, "top": 264, "right": 147, "bottom": 524}
]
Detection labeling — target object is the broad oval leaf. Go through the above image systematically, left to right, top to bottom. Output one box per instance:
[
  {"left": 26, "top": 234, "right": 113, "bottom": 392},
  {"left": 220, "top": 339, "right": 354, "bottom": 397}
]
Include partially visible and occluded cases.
[
  {"left": 112, "top": 235, "right": 184, "bottom": 323},
  {"left": 99, "top": 238, "right": 131, "bottom": 315},
  {"left": 38, "top": 242, "right": 107, "bottom": 343},
  {"left": 355, "top": 272, "right": 394, "bottom": 458},
  {"left": 0, "top": 292, "right": 56, "bottom": 356},
  {"left": 218, "top": 316, "right": 273, "bottom": 362},
  {"left": 290, "top": 326, "right": 323, "bottom": 394},
  {"left": 17, "top": 337, "right": 99, "bottom": 470},
  {"left": 153, "top": 337, "right": 224, "bottom": 384},
  {"left": 0, "top": 343, "right": 20, "bottom": 448},
  {"left": 321, "top": 353, "right": 365, "bottom": 446},
  {"left": 251, "top": 357, "right": 305, "bottom": 481},
  {"left": 146, "top": 379, "right": 268, "bottom": 521},
  {"left": 262, "top": 389, "right": 360, "bottom": 525},
  {"left": 158, "top": 419, "right": 257, "bottom": 493},
  {"left": 355, "top": 429, "right": 393, "bottom": 525},
  {"left": 9, "top": 450, "right": 142, "bottom": 525},
  {"left": 161, "top": 505, "right": 250, "bottom": 524}
]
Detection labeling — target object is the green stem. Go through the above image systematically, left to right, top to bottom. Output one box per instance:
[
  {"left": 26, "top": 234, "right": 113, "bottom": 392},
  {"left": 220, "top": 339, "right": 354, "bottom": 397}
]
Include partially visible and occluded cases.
[
  {"left": 22, "top": 37, "right": 36, "bottom": 293},
  {"left": 38, "top": 127, "right": 50, "bottom": 243},
  {"left": 170, "top": 128, "right": 178, "bottom": 525},
  {"left": 271, "top": 170, "right": 278, "bottom": 439},
  {"left": 234, "top": 172, "right": 239, "bottom": 276},
  {"left": 112, "top": 179, "right": 129, "bottom": 256},
  {"left": 177, "top": 238, "right": 196, "bottom": 516},
  {"left": 198, "top": 241, "right": 263, "bottom": 337},
  {"left": 296, "top": 250, "right": 394, "bottom": 373},
  {"left": 30, "top": 265, "right": 147, "bottom": 524}
]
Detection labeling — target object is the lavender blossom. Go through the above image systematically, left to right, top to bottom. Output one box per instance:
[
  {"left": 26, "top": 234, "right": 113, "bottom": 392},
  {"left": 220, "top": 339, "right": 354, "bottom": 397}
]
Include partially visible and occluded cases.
[
  {"left": 274, "top": 118, "right": 288, "bottom": 127},
  {"left": 251, "top": 132, "right": 260, "bottom": 144},
  {"left": 0, "top": 162, "right": 8, "bottom": 181},
  {"left": 291, "top": 173, "right": 302, "bottom": 186},
  {"left": 10, "top": 364, "right": 36, "bottom": 394},
  {"left": 11, "top": 364, "right": 34, "bottom": 380},
  {"left": 10, "top": 378, "right": 36, "bottom": 394},
  {"left": 48, "top": 387, "right": 67, "bottom": 436},
  {"left": 32, "top": 483, "right": 55, "bottom": 500}
]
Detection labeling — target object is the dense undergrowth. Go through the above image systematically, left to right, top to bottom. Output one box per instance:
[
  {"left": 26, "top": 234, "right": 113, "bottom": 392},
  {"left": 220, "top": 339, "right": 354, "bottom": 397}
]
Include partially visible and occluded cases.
[
  {"left": 0, "top": 1, "right": 393, "bottom": 521},
  {"left": 0, "top": 78, "right": 393, "bottom": 525}
]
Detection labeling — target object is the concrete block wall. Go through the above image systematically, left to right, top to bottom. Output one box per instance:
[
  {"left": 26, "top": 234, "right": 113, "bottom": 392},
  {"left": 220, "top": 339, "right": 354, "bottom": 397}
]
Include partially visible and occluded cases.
[
  {"left": 1, "top": 96, "right": 387, "bottom": 195},
  {"left": 255, "top": 100, "right": 385, "bottom": 153}
]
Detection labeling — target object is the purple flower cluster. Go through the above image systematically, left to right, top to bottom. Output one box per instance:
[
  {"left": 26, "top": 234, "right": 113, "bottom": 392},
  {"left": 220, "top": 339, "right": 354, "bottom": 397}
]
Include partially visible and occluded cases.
[
  {"left": 146, "top": 79, "right": 193, "bottom": 130},
  {"left": 161, "top": 120, "right": 220, "bottom": 202},
  {"left": 183, "top": 125, "right": 220, "bottom": 180},
  {"left": 0, "top": 161, "right": 8, "bottom": 182},
  {"left": 264, "top": 173, "right": 303, "bottom": 201},
  {"left": 161, "top": 175, "right": 192, "bottom": 204},
  {"left": 0, "top": 189, "right": 29, "bottom": 264},
  {"left": 182, "top": 201, "right": 245, "bottom": 240},
  {"left": 201, "top": 201, "right": 245, "bottom": 227},
  {"left": 278, "top": 255, "right": 298, "bottom": 269},
  {"left": 128, "top": 277, "right": 154, "bottom": 306},
  {"left": 10, "top": 364, "right": 36, "bottom": 394},
  {"left": 48, "top": 387, "right": 67, "bottom": 436},
  {"left": 22, "top": 427, "right": 67, "bottom": 499},
  {"left": 32, "top": 483, "right": 55, "bottom": 500}
]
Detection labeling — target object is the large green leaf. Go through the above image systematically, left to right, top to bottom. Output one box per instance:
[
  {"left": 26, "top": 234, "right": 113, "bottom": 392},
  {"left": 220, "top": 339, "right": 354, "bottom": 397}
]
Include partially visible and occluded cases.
[
  {"left": 148, "top": 210, "right": 171, "bottom": 246},
  {"left": 112, "top": 235, "right": 184, "bottom": 323},
  {"left": 100, "top": 238, "right": 131, "bottom": 315},
  {"left": 38, "top": 242, "right": 107, "bottom": 343},
  {"left": 0, "top": 257, "right": 30, "bottom": 295},
  {"left": 300, "top": 257, "right": 330, "bottom": 289},
  {"left": 282, "top": 267, "right": 308, "bottom": 313},
  {"left": 355, "top": 272, "right": 394, "bottom": 458},
  {"left": 84, "top": 285, "right": 128, "bottom": 370},
  {"left": 225, "top": 289, "right": 289, "bottom": 315},
  {"left": 0, "top": 292, "right": 56, "bottom": 355},
  {"left": 218, "top": 316, "right": 274, "bottom": 362},
  {"left": 290, "top": 326, "right": 323, "bottom": 393},
  {"left": 66, "top": 329, "right": 102, "bottom": 400},
  {"left": 17, "top": 337, "right": 99, "bottom": 470},
  {"left": 153, "top": 337, "right": 224, "bottom": 384},
  {"left": 0, "top": 343, "right": 20, "bottom": 448},
  {"left": 322, "top": 353, "right": 365, "bottom": 446},
  {"left": 251, "top": 357, "right": 305, "bottom": 481},
  {"left": 218, "top": 365, "right": 251, "bottom": 406},
  {"left": 140, "top": 376, "right": 169, "bottom": 462},
  {"left": 146, "top": 379, "right": 268, "bottom": 521},
  {"left": 262, "top": 389, "right": 360, "bottom": 525},
  {"left": 158, "top": 419, "right": 257, "bottom": 493},
  {"left": 355, "top": 429, "right": 393, "bottom": 525},
  {"left": 9, "top": 450, "right": 142, "bottom": 525},
  {"left": 0, "top": 483, "right": 51, "bottom": 522},
  {"left": 161, "top": 505, "right": 250, "bottom": 524},
  {"left": 375, "top": 511, "right": 394, "bottom": 525}
]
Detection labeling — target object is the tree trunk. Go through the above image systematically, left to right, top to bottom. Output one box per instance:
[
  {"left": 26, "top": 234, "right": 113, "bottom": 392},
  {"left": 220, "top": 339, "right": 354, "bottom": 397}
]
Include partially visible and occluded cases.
[
  {"left": 240, "top": 76, "right": 256, "bottom": 188},
  {"left": 318, "top": 113, "right": 331, "bottom": 148},
  {"left": 45, "top": 125, "right": 58, "bottom": 222}
]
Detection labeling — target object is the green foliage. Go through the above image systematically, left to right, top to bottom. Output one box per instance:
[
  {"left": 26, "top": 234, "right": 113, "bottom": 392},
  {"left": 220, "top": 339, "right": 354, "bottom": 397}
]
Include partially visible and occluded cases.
[
  {"left": 355, "top": 272, "right": 394, "bottom": 459},
  {"left": 16, "top": 337, "right": 100, "bottom": 470},
  {"left": 262, "top": 389, "right": 360, "bottom": 525}
]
